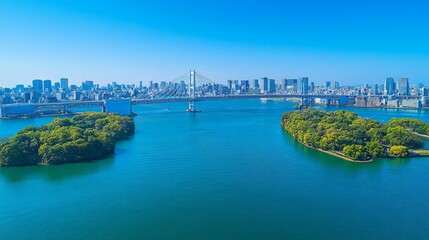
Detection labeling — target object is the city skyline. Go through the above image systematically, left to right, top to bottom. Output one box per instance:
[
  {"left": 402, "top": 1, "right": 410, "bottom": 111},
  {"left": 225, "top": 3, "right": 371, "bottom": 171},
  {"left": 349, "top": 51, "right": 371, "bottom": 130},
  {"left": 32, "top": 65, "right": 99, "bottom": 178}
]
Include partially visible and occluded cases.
[
  {"left": 1, "top": 0, "right": 429, "bottom": 86},
  {"left": 0, "top": 75, "right": 427, "bottom": 89}
]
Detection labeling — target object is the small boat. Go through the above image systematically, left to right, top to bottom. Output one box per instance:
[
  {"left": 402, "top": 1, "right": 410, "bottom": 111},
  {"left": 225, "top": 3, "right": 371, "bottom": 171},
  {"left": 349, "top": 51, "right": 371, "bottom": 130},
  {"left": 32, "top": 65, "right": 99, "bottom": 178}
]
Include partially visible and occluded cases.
[{"left": 186, "top": 109, "right": 202, "bottom": 113}]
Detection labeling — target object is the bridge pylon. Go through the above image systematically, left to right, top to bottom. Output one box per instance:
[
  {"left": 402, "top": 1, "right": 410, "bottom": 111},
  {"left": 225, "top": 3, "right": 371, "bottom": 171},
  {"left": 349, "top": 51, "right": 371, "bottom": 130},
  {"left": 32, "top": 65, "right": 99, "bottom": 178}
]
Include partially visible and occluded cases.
[{"left": 186, "top": 69, "right": 201, "bottom": 112}]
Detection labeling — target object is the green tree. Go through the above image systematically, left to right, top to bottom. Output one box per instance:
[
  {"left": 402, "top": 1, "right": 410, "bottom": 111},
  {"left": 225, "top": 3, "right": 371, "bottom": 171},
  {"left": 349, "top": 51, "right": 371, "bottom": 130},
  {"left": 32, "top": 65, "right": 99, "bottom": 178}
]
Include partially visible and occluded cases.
[
  {"left": 365, "top": 142, "right": 386, "bottom": 158},
  {"left": 343, "top": 145, "right": 371, "bottom": 161},
  {"left": 389, "top": 146, "right": 409, "bottom": 157}
]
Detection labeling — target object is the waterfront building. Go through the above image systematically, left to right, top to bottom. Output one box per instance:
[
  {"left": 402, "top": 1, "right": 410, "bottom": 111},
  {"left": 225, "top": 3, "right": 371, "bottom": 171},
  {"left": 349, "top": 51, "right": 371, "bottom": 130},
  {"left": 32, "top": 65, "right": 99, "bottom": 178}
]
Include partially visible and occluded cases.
[
  {"left": 260, "top": 77, "right": 269, "bottom": 93},
  {"left": 297, "top": 77, "right": 309, "bottom": 94},
  {"left": 384, "top": 77, "right": 395, "bottom": 95},
  {"left": 61, "top": 78, "right": 69, "bottom": 91},
  {"left": 397, "top": 78, "right": 409, "bottom": 95},
  {"left": 32, "top": 79, "right": 43, "bottom": 92},
  {"left": 251, "top": 79, "right": 259, "bottom": 89},
  {"left": 268, "top": 79, "right": 276, "bottom": 93},
  {"left": 280, "top": 79, "right": 287, "bottom": 91},
  {"left": 286, "top": 79, "right": 297, "bottom": 92},
  {"left": 43, "top": 80, "right": 52, "bottom": 92},
  {"left": 85, "top": 80, "right": 94, "bottom": 91},
  {"left": 227, "top": 80, "right": 233, "bottom": 91},
  {"left": 240, "top": 80, "right": 250, "bottom": 93},
  {"left": 332, "top": 80, "right": 338, "bottom": 90},
  {"left": 324, "top": 81, "right": 331, "bottom": 89},
  {"left": 53, "top": 82, "right": 60, "bottom": 91},
  {"left": 310, "top": 82, "right": 315, "bottom": 93},
  {"left": 15, "top": 84, "right": 25, "bottom": 92},
  {"left": 371, "top": 84, "right": 378, "bottom": 95},
  {"left": 423, "top": 87, "right": 429, "bottom": 96},
  {"left": 30, "top": 90, "right": 41, "bottom": 103},
  {"left": 71, "top": 91, "right": 82, "bottom": 100},
  {"left": 55, "top": 92, "right": 66, "bottom": 100},
  {"left": 402, "top": 99, "right": 421, "bottom": 108}
]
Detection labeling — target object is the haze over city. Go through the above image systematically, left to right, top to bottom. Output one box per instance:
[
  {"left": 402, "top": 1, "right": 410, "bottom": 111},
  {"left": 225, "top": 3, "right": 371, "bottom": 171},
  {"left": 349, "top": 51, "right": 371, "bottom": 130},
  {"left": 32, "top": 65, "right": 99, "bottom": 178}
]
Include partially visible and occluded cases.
[{"left": 1, "top": 0, "right": 429, "bottom": 87}]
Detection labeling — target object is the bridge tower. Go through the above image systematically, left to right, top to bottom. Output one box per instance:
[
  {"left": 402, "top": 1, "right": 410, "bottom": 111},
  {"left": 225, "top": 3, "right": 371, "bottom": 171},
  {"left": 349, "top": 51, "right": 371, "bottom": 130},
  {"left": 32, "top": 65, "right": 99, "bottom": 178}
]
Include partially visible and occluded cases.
[{"left": 187, "top": 69, "right": 198, "bottom": 112}]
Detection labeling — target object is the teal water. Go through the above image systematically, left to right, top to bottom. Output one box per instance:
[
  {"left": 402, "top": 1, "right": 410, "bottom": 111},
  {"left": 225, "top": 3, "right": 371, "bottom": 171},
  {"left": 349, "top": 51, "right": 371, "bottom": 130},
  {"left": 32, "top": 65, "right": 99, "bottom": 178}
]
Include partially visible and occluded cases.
[{"left": 0, "top": 100, "right": 428, "bottom": 240}]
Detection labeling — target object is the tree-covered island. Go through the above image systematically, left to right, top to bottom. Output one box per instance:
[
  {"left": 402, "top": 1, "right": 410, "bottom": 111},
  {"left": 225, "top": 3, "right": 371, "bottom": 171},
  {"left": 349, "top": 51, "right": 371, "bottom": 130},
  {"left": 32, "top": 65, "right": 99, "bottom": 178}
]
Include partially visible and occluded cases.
[
  {"left": 281, "top": 109, "right": 429, "bottom": 162},
  {"left": 0, "top": 112, "right": 135, "bottom": 166}
]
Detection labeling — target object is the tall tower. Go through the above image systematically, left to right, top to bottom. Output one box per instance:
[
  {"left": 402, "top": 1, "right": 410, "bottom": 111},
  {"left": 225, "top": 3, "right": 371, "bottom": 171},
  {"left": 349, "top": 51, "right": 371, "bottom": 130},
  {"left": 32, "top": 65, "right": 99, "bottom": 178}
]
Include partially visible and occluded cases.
[{"left": 188, "top": 69, "right": 196, "bottom": 112}]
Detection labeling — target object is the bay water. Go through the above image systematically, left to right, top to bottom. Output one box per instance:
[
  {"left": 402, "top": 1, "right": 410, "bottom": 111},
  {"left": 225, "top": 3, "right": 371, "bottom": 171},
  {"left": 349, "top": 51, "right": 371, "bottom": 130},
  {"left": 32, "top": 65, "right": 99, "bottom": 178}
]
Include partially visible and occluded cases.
[{"left": 0, "top": 99, "right": 428, "bottom": 240}]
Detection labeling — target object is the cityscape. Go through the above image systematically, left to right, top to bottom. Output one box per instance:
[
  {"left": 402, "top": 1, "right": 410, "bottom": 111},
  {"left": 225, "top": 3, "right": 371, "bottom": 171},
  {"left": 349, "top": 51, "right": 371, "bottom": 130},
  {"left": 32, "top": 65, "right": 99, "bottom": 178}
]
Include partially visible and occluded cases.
[
  {"left": 2, "top": 1, "right": 429, "bottom": 240},
  {"left": 1, "top": 75, "right": 429, "bottom": 118}
]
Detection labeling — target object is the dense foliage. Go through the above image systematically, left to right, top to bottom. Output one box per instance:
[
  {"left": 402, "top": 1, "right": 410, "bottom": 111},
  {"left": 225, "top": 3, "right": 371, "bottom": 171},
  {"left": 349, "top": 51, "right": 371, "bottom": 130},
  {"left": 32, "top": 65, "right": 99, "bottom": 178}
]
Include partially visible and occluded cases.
[
  {"left": 281, "top": 109, "right": 428, "bottom": 161},
  {"left": 0, "top": 113, "right": 135, "bottom": 166},
  {"left": 389, "top": 146, "right": 410, "bottom": 157}
]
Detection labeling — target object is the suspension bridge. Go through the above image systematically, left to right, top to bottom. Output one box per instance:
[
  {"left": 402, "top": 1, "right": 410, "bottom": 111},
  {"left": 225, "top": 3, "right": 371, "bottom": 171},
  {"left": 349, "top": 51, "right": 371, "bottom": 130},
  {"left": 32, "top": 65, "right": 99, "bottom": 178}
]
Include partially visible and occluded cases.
[{"left": 0, "top": 69, "right": 424, "bottom": 118}]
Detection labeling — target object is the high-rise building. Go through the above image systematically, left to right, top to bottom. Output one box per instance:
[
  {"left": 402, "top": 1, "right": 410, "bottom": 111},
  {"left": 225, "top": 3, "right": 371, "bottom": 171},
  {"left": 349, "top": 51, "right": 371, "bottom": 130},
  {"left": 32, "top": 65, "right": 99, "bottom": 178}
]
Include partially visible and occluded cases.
[
  {"left": 260, "top": 77, "right": 269, "bottom": 93},
  {"left": 297, "top": 77, "right": 309, "bottom": 94},
  {"left": 384, "top": 77, "right": 395, "bottom": 95},
  {"left": 60, "top": 78, "right": 69, "bottom": 91},
  {"left": 397, "top": 78, "right": 409, "bottom": 95},
  {"left": 32, "top": 79, "right": 43, "bottom": 92},
  {"left": 251, "top": 79, "right": 259, "bottom": 89},
  {"left": 268, "top": 79, "right": 276, "bottom": 93},
  {"left": 280, "top": 79, "right": 288, "bottom": 90},
  {"left": 286, "top": 79, "right": 297, "bottom": 92},
  {"left": 43, "top": 80, "right": 52, "bottom": 92},
  {"left": 85, "top": 80, "right": 94, "bottom": 91},
  {"left": 227, "top": 80, "right": 233, "bottom": 90},
  {"left": 240, "top": 80, "right": 250, "bottom": 92},
  {"left": 332, "top": 80, "right": 338, "bottom": 90},
  {"left": 139, "top": 81, "right": 143, "bottom": 90},
  {"left": 325, "top": 81, "right": 331, "bottom": 89},
  {"left": 335, "top": 81, "right": 340, "bottom": 90},
  {"left": 53, "top": 82, "right": 60, "bottom": 91},
  {"left": 310, "top": 82, "right": 315, "bottom": 92},
  {"left": 371, "top": 84, "right": 378, "bottom": 95},
  {"left": 423, "top": 87, "right": 429, "bottom": 97}
]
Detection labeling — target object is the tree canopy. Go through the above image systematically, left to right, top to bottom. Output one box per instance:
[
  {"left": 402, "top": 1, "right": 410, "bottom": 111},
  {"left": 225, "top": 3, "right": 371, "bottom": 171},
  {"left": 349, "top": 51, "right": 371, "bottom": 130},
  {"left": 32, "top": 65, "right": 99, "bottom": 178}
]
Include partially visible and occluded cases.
[
  {"left": 281, "top": 109, "right": 428, "bottom": 161},
  {"left": 0, "top": 112, "right": 135, "bottom": 166}
]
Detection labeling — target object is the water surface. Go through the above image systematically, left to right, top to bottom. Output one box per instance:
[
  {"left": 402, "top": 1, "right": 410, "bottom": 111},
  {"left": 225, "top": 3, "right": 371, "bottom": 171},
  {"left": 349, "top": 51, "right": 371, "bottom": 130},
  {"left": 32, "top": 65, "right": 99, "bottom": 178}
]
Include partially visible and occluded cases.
[{"left": 0, "top": 100, "right": 428, "bottom": 240}]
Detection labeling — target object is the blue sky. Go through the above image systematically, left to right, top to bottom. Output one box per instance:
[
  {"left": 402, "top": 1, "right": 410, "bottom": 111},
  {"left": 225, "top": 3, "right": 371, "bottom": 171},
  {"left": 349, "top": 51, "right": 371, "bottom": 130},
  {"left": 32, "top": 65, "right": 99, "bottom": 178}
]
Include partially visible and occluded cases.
[{"left": 1, "top": 0, "right": 429, "bottom": 87}]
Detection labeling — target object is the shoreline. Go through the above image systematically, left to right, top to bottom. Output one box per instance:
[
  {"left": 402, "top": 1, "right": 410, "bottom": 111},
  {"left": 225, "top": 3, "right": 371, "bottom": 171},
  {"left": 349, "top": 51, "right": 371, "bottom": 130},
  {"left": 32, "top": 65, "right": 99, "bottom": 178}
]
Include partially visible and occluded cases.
[
  {"left": 271, "top": 98, "right": 429, "bottom": 111},
  {"left": 281, "top": 128, "right": 373, "bottom": 163},
  {"left": 411, "top": 132, "right": 429, "bottom": 139}
]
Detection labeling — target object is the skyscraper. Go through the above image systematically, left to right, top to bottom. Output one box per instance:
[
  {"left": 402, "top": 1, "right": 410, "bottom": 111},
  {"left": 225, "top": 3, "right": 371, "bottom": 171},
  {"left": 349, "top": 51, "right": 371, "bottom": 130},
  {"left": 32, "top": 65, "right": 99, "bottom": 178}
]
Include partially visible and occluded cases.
[
  {"left": 260, "top": 77, "right": 269, "bottom": 93},
  {"left": 297, "top": 77, "right": 309, "bottom": 94},
  {"left": 384, "top": 77, "right": 395, "bottom": 95},
  {"left": 61, "top": 78, "right": 69, "bottom": 91},
  {"left": 397, "top": 78, "right": 409, "bottom": 95},
  {"left": 32, "top": 79, "right": 43, "bottom": 92},
  {"left": 251, "top": 79, "right": 259, "bottom": 89},
  {"left": 268, "top": 79, "right": 276, "bottom": 93},
  {"left": 286, "top": 79, "right": 297, "bottom": 92},
  {"left": 43, "top": 80, "right": 52, "bottom": 92},
  {"left": 85, "top": 80, "right": 94, "bottom": 91},
  {"left": 227, "top": 80, "right": 233, "bottom": 90},
  {"left": 332, "top": 80, "right": 338, "bottom": 90},
  {"left": 325, "top": 81, "right": 331, "bottom": 89},
  {"left": 371, "top": 84, "right": 378, "bottom": 95}
]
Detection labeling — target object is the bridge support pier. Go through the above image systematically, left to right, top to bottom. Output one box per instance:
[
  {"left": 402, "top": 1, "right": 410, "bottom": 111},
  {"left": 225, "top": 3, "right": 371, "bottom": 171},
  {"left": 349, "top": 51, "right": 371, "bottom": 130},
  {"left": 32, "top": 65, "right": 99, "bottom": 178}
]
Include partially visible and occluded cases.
[{"left": 187, "top": 69, "right": 200, "bottom": 112}]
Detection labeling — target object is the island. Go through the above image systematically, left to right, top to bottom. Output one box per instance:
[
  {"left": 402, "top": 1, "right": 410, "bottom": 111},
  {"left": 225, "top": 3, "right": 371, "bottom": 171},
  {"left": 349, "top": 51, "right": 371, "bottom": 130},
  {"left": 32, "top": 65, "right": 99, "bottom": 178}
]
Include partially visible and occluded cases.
[
  {"left": 280, "top": 109, "right": 429, "bottom": 162},
  {"left": 0, "top": 112, "right": 135, "bottom": 166}
]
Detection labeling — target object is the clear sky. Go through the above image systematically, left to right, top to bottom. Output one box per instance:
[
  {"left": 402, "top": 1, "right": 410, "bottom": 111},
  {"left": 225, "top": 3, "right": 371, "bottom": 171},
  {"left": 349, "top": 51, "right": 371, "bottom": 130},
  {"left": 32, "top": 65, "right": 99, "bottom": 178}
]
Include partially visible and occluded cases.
[{"left": 1, "top": 0, "right": 429, "bottom": 87}]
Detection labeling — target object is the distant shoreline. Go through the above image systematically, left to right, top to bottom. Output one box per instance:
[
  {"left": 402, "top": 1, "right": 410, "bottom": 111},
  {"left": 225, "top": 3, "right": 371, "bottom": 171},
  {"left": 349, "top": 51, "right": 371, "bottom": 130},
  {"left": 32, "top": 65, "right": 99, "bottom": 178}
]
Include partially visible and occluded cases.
[{"left": 267, "top": 98, "right": 429, "bottom": 111}]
